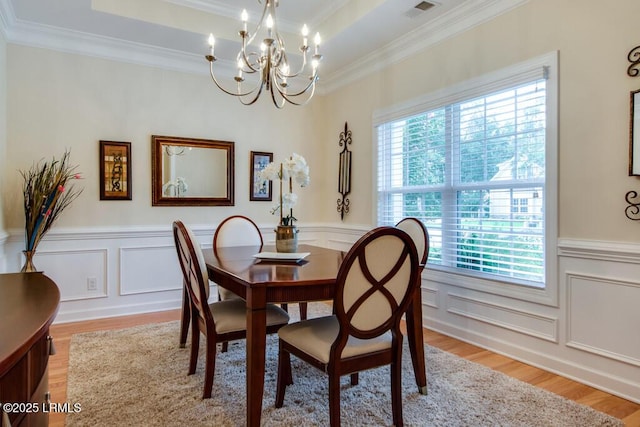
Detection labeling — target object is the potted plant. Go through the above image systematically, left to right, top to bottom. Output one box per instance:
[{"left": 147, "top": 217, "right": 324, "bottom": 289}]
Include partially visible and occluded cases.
[{"left": 258, "top": 153, "right": 310, "bottom": 252}]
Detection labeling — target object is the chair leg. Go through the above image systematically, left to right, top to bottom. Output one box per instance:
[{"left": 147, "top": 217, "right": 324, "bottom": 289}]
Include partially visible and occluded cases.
[
  {"left": 179, "top": 285, "right": 190, "bottom": 348},
  {"left": 406, "top": 285, "right": 428, "bottom": 395},
  {"left": 298, "top": 302, "right": 308, "bottom": 320},
  {"left": 281, "top": 303, "right": 289, "bottom": 313},
  {"left": 188, "top": 315, "right": 199, "bottom": 375},
  {"left": 202, "top": 333, "right": 217, "bottom": 399},
  {"left": 275, "top": 341, "right": 292, "bottom": 408},
  {"left": 221, "top": 342, "right": 228, "bottom": 352},
  {"left": 390, "top": 349, "right": 404, "bottom": 427},
  {"left": 328, "top": 371, "right": 341, "bottom": 427},
  {"left": 350, "top": 373, "right": 359, "bottom": 386}
]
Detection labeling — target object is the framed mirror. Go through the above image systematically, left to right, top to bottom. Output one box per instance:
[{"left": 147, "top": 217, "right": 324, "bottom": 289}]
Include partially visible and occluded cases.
[{"left": 151, "top": 135, "right": 235, "bottom": 206}]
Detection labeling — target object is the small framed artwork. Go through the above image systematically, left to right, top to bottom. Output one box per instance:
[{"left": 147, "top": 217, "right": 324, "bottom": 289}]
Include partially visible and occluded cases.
[
  {"left": 100, "top": 140, "right": 132, "bottom": 200},
  {"left": 250, "top": 151, "right": 273, "bottom": 201}
]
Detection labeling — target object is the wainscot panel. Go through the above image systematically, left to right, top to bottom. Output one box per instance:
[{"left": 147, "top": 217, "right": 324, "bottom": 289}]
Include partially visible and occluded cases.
[
  {"left": 120, "top": 245, "right": 182, "bottom": 295},
  {"left": 29, "top": 248, "right": 108, "bottom": 301},
  {"left": 566, "top": 272, "right": 640, "bottom": 367},
  {"left": 446, "top": 292, "right": 558, "bottom": 342}
]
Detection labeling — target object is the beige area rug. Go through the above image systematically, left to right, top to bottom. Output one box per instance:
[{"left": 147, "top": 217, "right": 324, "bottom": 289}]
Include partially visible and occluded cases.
[{"left": 66, "top": 303, "right": 622, "bottom": 427}]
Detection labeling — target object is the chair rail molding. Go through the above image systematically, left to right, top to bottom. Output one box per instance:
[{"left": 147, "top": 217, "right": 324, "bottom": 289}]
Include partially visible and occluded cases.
[{"left": 557, "top": 237, "right": 640, "bottom": 263}]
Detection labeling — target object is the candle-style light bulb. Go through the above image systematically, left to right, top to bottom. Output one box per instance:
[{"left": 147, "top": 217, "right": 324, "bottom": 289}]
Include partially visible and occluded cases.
[
  {"left": 241, "top": 9, "right": 248, "bottom": 33},
  {"left": 266, "top": 14, "right": 274, "bottom": 37},
  {"left": 301, "top": 24, "right": 309, "bottom": 48},
  {"left": 314, "top": 32, "right": 321, "bottom": 55},
  {"left": 208, "top": 33, "right": 215, "bottom": 55},
  {"left": 237, "top": 59, "right": 243, "bottom": 78}
]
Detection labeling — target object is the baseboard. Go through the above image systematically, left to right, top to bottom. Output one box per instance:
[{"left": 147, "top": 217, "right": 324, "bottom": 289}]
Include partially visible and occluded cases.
[{"left": 53, "top": 298, "right": 182, "bottom": 324}]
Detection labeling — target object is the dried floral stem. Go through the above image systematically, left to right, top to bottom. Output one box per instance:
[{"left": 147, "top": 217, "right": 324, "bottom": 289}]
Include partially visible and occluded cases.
[{"left": 21, "top": 150, "right": 83, "bottom": 251}]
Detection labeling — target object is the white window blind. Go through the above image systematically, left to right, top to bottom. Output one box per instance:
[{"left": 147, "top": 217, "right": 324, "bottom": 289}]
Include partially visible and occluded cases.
[{"left": 376, "top": 67, "right": 549, "bottom": 287}]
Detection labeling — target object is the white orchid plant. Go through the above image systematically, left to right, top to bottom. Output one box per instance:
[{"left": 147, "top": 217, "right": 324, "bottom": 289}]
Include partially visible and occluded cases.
[{"left": 258, "top": 153, "right": 310, "bottom": 226}]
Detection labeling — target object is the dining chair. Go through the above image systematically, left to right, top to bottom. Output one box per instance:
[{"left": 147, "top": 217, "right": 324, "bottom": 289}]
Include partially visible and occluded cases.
[
  {"left": 213, "top": 215, "right": 264, "bottom": 301},
  {"left": 214, "top": 215, "right": 308, "bottom": 317},
  {"left": 396, "top": 217, "right": 430, "bottom": 394},
  {"left": 172, "top": 220, "right": 290, "bottom": 399},
  {"left": 274, "top": 226, "right": 419, "bottom": 427}
]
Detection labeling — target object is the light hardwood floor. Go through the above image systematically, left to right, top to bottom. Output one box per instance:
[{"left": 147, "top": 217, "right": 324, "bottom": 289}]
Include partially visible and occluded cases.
[{"left": 47, "top": 309, "right": 640, "bottom": 427}]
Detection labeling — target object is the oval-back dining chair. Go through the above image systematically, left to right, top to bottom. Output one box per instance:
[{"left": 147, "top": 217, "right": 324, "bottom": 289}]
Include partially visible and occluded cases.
[
  {"left": 213, "top": 215, "right": 264, "bottom": 301},
  {"left": 214, "top": 215, "right": 308, "bottom": 319},
  {"left": 396, "top": 217, "right": 430, "bottom": 395},
  {"left": 173, "top": 220, "right": 290, "bottom": 399},
  {"left": 274, "top": 226, "right": 419, "bottom": 426}
]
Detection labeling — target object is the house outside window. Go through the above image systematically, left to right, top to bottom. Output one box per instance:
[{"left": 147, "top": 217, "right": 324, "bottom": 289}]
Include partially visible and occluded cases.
[{"left": 374, "top": 53, "right": 558, "bottom": 296}]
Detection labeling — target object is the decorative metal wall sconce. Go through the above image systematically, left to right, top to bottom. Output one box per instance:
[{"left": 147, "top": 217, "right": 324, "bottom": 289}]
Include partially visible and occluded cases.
[
  {"left": 625, "top": 45, "right": 640, "bottom": 220},
  {"left": 628, "top": 45, "right": 640, "bottom": 77},
  {"left": 337, "top": 122, "right": 352, "bottom": 220},
  {"left": 625, "top": 191, "right": 640, "bottom": 220}
]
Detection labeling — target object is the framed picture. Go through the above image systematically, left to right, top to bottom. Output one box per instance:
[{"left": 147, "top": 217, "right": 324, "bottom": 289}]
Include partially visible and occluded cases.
[
  {"left": 100, "top": 140, "right": 132, "bottom": 200},
  {"left": 250, "top": 151, "right": 273, "bottom": 201}
]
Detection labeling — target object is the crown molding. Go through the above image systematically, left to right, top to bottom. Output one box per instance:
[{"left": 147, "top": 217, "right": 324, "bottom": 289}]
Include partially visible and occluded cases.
[
  {"left": 0, "top": 0, "right": 527, "bottom": 93},
  {"left": 0, "top": 0, "right": 16, "bottom": 39},
  {"left": 322, "top": 0, "right": 529, "bottom": 93},
  {"left": 5, "top": 17, "right": 243, "bottom": 80}
]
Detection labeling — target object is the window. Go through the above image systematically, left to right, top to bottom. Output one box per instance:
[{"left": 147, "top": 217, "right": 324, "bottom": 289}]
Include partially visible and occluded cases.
[{"left": 375, "top": 53, "right": 557, "bottom": 291}]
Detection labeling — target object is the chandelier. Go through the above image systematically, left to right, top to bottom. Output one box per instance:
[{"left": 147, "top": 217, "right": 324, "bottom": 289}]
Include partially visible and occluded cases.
[{"left": 205, "top": 0, "right": 322, "bottom": 108}]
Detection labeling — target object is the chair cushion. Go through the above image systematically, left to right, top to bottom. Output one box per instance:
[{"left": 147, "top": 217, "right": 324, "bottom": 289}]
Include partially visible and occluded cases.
[
  {"left": 210, "top": 299, "right": 290, "bottom": 334},
  {"left": 278, "top": 315, "right": 392, "bottom": 364}
]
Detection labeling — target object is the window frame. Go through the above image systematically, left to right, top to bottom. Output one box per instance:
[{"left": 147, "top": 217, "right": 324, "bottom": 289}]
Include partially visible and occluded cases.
[{"left": 372, "top": 52, "right": 558, "bottom": 306}]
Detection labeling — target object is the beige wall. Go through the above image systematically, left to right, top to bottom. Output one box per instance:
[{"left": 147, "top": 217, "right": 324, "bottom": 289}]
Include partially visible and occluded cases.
[
  {"left": 322, "top": 0, "right": 640, "bottom": 242},
  {"left": 2, "top": 46, "right": 330, "bottom": 231}
]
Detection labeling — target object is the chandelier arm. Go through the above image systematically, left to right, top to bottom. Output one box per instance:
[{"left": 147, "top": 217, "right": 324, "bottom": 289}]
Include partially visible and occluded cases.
[
  {"left": 239, "top": 50, "right": 261, "bottom": 74},
  {"left": 281, "top": 51, "right": 308, "bottom": 79},
  {"left": 209, "top": 63, "right": 261, "bottom": 98},
  {"left": 274, "top": 74, "right": 318, "bottom": 99},
  {"left": 274, "top": 80, "right": 316, "bottom": 107},
  {"left": 239, "top": 83, "right": 265, "bottom": 106},
  {"left": 269, "top": 84, "right": 287, "bottom": 109}
]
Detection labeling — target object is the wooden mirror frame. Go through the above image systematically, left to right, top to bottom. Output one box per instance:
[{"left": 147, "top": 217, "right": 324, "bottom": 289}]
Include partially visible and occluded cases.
[{"left": 151, "top": 135, "right": 235, "bottom": 206}]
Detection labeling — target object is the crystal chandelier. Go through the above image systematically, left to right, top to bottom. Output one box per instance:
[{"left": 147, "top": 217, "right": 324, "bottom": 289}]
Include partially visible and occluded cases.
[{"left": 205, "top": 0, "right": 322, "bottom": 108}]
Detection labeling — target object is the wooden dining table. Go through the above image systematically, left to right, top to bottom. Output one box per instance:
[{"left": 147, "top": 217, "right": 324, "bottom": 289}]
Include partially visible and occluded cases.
[{"left": 204, "top": 243, "right": 427, "bottom": 427}]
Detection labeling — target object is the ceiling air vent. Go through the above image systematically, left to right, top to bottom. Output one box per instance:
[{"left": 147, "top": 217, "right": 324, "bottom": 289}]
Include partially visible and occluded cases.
[{"left": 404, "top": 1, "right": 436, "bottom": 18}]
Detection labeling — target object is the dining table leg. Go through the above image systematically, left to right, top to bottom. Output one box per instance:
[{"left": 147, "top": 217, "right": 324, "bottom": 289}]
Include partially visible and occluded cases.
[
  {"left": 406, "top": 285, "right": 427, "bottom": 395},
  {"left": 246, "top": 289, "right": 268, "bottom": 427}
]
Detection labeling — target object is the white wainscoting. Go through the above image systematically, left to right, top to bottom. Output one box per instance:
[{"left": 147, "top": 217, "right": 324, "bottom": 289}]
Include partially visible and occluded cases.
[
  {"left": 0, "top": 223, "right": 367, "bottom": 324},
  {"left": 1, "top": 227, "right": 639, "bottom": 403}
]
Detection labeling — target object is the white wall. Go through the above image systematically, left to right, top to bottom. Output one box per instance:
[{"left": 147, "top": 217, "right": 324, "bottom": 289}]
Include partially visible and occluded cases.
[{"left": 1, "top": 0, "right": 639, "bottom": 405}]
